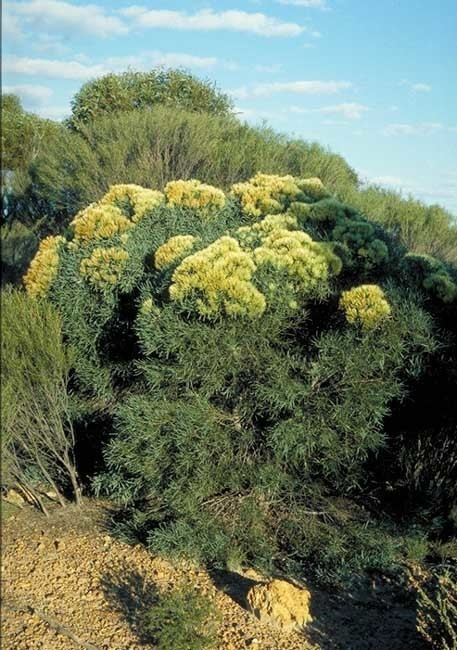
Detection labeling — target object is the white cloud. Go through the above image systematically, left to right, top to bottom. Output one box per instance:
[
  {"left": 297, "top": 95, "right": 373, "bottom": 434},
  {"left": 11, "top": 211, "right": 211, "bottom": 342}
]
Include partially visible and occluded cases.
[
  {"left": 10, "top": 0, "right": 127, "bottom": 38},
  {"left": 277, "top": 0, "right": 327, "bottom": 8},
  {"left": 121, "top": 8, "right": 304, "bottom": 37},
  {"left": 33, "top": 33, "right": 71, "bottom": 55},
  {"left": 2, "top": 49, "right": 229, "bottom": 81},
  {"left": 105, "top": 51, "right": 220, "bottom": 70},
  {"left": 3, "top": 55, "right": 107, "bottom": 80},
  {"left": 231, "top": 80, "right": 352, "bottom": 99},
  {"left": 399, "top": 80, "right": 432, "bottom": 93},
  {"left": 3, "top": 83, "right": 53, "bottom": 107},
  {"left": 411, "top": 83, "right": 432, "bottom": 92},
  {"left": 317, "top": 102, "right": 369, "bottom": 120},
  {"left": 288, "top": 103, "right": 368, "bottom": 120},
  {"left": 383, "top": 122, "right": 443, "bottom": 136}
]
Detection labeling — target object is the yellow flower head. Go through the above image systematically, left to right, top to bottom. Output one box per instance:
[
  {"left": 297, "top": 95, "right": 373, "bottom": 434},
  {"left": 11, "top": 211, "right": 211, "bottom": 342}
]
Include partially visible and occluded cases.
[
  {"left": 231, "top": 173, "right": 309, "bottom": 219},
  {"left": 164, "top": 179, "right": 226, "bottom": 216},
  {"left": 100, "top": 184, "right": 165, "bottom": 222},
  {"left": 71, "top": 204, "right": 133, "bottom": 244},
  {"left": 237, "top": 213, "right": 298, "bottom": 247},
  {"left": 254, "top": 229, "right": 331, "bottom": 292},
  {"left": 23, "top": 235, "right": 65, "bottom": 297},
  {"left": 155, "top": 235, "right": 197, "bottom": 270},
  {"left": 170, "top": 236, "right": 266, "bottom": 318},
  {"left": 80, "top": 247, "right": 129, "bottom": 289},
  {"left": 339, "top": 284, "right": 391, "bottom": 331}
]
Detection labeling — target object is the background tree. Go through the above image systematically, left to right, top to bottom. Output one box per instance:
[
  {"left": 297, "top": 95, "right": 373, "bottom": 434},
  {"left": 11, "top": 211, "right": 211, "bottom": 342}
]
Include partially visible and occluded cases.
[{"left": 68, "top": 69, "right": 234, "bottom": 129}]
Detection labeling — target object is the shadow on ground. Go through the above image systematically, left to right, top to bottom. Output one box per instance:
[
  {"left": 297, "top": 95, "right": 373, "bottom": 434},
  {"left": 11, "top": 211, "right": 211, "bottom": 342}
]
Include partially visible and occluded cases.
[
  {"left": 101, "top": 567, "right": 158, "bottom": 644},
  {"left": 209, "top": 568, "right": 426, "bottom": 650},
  {"left": 302, "top": 576, "right": 425, "bottom": 650}
]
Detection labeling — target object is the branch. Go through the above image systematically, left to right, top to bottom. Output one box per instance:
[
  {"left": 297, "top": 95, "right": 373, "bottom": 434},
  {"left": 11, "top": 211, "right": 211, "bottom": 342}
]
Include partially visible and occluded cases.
[{"left": 2, "top": 600, "right": 102, "bottom": 650}]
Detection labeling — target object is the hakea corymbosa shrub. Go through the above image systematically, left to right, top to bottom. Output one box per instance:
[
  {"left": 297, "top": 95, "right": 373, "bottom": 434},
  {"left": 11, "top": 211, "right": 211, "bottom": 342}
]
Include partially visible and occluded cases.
[{"left": 24, "top": 174, "right": 446, "bottom": 582}]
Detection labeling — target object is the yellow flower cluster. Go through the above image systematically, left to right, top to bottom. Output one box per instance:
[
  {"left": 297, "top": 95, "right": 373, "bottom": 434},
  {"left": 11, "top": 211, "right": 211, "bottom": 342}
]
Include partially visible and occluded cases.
[
  {"left": 231, "top": 174, "right": 301, "bottom": 219},
  {"left": 164, "top": 179, "right": 226, "bottom": 216},
  {"left": 100, "top": 184, "right": 164, "bottom": 222},
  {"left": 71, "top": 204, "right": 133, "bottom": 244},
  {"left": 237, "top": 213, "right": 298, "bottom": 247},
  {"left": 254, "top": 229, "right": 331, "bottom": 292},
  {"left": 23, "top": 235, "right": 65, "bottom": 297},
  {"left": 154, "top": 235, "right": 197, "bottom": 270},
  {"left": 170, "top": 236, "right": 266, "bottom": 318},
  {"left": 80, "top": 247, "right": 129, "bottom": 289},
  {"left": 339, "top": 284, "right": 391, "bottom": 331}
]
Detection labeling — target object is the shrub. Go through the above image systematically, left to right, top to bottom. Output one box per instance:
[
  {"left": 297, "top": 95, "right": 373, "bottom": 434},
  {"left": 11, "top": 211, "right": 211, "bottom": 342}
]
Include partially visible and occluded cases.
[
  {"left": 69, "top": 69, "right": 233, "bottom": 128},
  {"left": 24, "top": 174, "right": 445, "bottom": 582},
  {"left": 341, "top": 185, "right": 457, "bottom": 264},
  {"left": 1, "top": 289, "right": 81, "bottom": 511},
  {"left": 415, "top": 565, "right": 457, "bottom": 649},
  {"left": 141, "top": 583, "right": 218, "bottom": 650}
]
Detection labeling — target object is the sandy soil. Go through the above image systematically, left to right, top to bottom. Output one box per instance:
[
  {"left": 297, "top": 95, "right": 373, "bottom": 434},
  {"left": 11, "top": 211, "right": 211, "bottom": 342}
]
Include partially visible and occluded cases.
[{"left": 1, "top": 499, "right": 424, "bottom": 650}]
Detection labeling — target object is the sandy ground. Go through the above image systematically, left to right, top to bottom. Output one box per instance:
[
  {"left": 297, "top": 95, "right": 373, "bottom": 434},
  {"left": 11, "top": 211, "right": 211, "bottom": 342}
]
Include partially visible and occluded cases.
[{"left": 1, "top": 499, "right": 424, "bottom": 650}]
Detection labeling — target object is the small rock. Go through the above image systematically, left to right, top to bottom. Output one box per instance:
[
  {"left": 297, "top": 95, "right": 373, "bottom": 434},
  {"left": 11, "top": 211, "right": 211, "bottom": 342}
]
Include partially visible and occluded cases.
[
  {"left": 4, "top": 489, "right": 25, "bottom": 507},
  {"left": 246, "top": 578, "right": 312, "bottom": 631}
]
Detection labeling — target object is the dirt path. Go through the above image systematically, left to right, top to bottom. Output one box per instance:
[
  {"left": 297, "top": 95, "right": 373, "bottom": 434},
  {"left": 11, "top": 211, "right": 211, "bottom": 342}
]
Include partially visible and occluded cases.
[{"left": 1, "top": 500, "right": 424, "bottom": 650}]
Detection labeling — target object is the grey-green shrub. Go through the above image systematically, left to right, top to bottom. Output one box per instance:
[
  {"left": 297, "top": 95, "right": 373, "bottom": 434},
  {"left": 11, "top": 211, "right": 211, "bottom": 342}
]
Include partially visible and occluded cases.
[{"left": 23, "top": 174, "right": 449, "bottom": 583}]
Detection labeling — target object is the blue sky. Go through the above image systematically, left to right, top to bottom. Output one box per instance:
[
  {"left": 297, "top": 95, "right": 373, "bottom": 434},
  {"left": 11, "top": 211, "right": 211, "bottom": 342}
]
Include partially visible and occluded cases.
[{"left": 3, "top": 0, "right": 457, "bottom": 214}]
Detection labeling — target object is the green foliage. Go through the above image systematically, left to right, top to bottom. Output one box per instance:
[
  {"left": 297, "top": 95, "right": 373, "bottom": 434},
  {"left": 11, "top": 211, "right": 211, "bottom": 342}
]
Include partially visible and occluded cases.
[
  {"left": 69, "top": 69, "right": 233, "bottom": 128},
  {"left": 1, "top": 94, "right": 61, "bottom": 179},
  {"left": 341, "top": 185, "right": 457, "bottom": 264},
  {"left": 1, "top": 221, "right": 39, "bottom": 286},
  {"left": 404, "top": 253, "right": 457, "bottom": 303},
  {"left": 1, "top": 289, "right": 81, "bottom": 510},
  {"left": 415, "top": 565, "right": 457, "bottom": 649},
  {"left": 141, "top": 583, "right": 218, "bottom": 650}
]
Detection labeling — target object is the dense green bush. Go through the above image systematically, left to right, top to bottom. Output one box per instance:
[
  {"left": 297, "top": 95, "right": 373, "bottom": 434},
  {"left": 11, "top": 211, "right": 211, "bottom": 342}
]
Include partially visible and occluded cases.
[
  {"left": 69, "top": 69, "right": 233, "bottom": 128},
  {"left": 22, "top": 172, "right": 456, "bottom": 583},
  {"left": 341, "top": 185, "right": 457, "bottom": 264},
  {"left": 1, "top": 289, "right": 81, "bottom": 512}
]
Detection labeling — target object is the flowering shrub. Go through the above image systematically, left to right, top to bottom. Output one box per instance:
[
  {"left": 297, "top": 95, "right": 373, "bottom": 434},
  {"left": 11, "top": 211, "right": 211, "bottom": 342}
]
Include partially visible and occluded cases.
[
  {"left": 231, "top": 173, "right": 305, "bottom": 218},
  {"left": 24, "top": 175, "right": 443, "bottom": 584},
  {"left": 164, "top": 179, "right": 225, "bottom": 216},
  {"left": 101, "top": 184, "right": 164, "bottom": 222},
  {"left": 71, "top": 204, "right": 133, "bottom": 244},
  {"left": 23, "top": 235, "right": 65, "bottom": 297},
  {"left": 155, "top": 235, "right": 198, "bottom": 270},
  {"left": 170, "top": 236, "right": 265, "bottom": 318},
  {"left": 80, "top": 246, "right": 129, "bottom": 290},
  {"left": 339, "top": 284, "right": 391, "bottom": 330}
]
